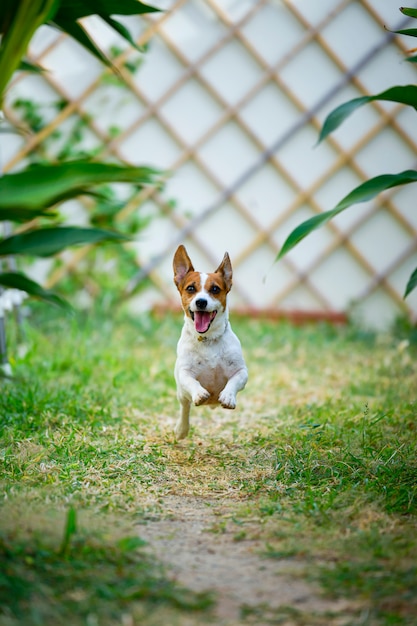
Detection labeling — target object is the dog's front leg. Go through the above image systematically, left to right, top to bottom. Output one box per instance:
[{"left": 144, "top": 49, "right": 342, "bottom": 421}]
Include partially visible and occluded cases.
[
  {"left": 218, "top": 367, "right": 248, "bottom": 409},
  {"left": 177, "top": 369, "right": 211, "bottom": 406}
]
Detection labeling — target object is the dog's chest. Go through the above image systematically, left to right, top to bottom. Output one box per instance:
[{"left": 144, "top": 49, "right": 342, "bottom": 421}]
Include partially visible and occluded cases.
[
  {"left": 178, "top": 330, "right": 241, "bottom": 401},
  {"left": 191, "top": 349, "right": 229, "bottom": 397}
]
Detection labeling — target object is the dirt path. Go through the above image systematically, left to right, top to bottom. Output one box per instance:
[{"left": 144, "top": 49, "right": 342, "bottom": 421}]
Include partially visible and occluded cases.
[{"left": 137, "top": 496, "right": 352, "bottom": 625}]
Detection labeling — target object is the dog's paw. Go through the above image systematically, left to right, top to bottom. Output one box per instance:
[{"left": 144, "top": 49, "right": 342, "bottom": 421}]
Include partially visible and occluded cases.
[
  {"left": 193, "top": 387, "right": 211, "bottom": 406},
  {"left": 218, "top": 389, "right": 236, "bottom": 409},
  {"left": 174, "top": 420, "right": 189, "bottom": 440}
]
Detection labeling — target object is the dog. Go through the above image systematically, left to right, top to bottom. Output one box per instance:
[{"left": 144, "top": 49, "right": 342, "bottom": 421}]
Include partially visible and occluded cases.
[{"left": 172, "top": 245, "right": 248, "bottom": 439}]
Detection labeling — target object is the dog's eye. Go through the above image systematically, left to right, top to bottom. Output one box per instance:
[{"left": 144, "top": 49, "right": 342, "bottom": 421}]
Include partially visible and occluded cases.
[
  {"left": 186, "top": 285, "right": 196, "bottom": 293},
  {"left": 210, "top": 285, "right": 221, "bottom": 294}
]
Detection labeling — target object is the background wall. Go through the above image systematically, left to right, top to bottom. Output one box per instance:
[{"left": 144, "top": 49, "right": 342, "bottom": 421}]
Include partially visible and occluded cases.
[{"left": 3, "top": 0, "right": 417, "bottom": 327}]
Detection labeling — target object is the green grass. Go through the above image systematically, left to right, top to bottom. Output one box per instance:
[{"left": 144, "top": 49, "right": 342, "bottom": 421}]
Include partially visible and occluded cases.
[
  {"left": 1, "top": 307, "right": 417, "bottom": 625},
  {"left": 0, "top": 508, "right": 213, "bottom": 626}
]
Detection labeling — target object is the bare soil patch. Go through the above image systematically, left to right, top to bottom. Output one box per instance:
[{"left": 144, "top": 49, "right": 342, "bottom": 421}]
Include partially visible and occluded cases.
[{"left": 138, "top": 496, "right": 354, "bottom": 625}]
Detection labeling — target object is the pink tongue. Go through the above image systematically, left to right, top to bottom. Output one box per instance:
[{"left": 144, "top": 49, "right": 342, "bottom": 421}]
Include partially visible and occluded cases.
[{"left": 194, "top": 311, "right": 212, "bottom": 333}]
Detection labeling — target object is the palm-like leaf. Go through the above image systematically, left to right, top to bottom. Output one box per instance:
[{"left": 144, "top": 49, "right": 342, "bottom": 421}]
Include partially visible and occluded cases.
[
  {"left": 0, "top": 0, "right": 160, "bottom": 104},
  {"left": 0, "top": 0, "right": 58, "bottom": 104},
  {"left": 0, "top": 0, "right": 162, "bottom": 314},
  {"left": 50, "top": 0, "right": 160, "bottom": 66},
  {"left": 278, "top": 6, "right": 417, "bottom": 300},
  {"left": 400, "top": 7, "right": 417, "bottom": 18},
  {"left": 318, "top": 86, "right": 417, "bottom": 144},
  {"left": 0, "top": 161, "right": 163, "bottom": 211},
  {"left": 277, "top": 171, "right": 417, "bottom": 261},
  {"left": 0, "top": 207, "right": 56, "bottom": 222},
  {"left": 0, "top": 226, "right": 128, "bottom": 257},
  {"left": 404, "top": 267, "right": 417, "bottom": 298},
  {"left": 0, "top": 271, "right": 70, "bottom": 309}
]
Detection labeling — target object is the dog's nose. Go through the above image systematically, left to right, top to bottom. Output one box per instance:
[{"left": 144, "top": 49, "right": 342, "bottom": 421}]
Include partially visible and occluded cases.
[{"left": 195, "top": 298, "right": 207, "bottom": 310}]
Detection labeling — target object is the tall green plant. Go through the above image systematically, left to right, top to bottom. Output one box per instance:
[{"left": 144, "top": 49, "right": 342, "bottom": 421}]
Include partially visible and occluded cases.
[
  {"left": 0, "top": 0, "right": 161, "bottom": 307},
  {"left": 0, "top": 0, "right": 159, "bottom": 106},
  {"left": 277, "top": 6, "right": 417, "bottom": 299},
  {"left": 0, "top": 162, "right": 162, "bottom": 303}
]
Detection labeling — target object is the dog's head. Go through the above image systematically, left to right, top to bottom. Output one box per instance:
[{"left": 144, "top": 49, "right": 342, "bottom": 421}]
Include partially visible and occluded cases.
[{"left": 173, "top": 245, "right": 233, "bottom": 335}]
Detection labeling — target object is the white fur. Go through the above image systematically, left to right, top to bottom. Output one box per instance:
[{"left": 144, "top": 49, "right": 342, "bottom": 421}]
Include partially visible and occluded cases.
[{"left": 174, "top": 272, "right": 248, "bottom": 440}]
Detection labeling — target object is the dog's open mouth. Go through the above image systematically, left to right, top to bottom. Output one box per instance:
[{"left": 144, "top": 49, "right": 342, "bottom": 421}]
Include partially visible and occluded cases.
[{"left": 190, "top": 310, "right": 217, "bottom": 334}]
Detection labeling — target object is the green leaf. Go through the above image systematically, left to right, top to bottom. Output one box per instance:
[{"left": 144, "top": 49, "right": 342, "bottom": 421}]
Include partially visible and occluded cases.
[
  {"left": 0, "top": 0, "right": 59, "bottom": 106},
  {"left": 0, "top": 0, "right": 160, "bottom": 104},
  {"left": 52, "top": 0, "right": 160, "bottom": 67},
  {"left": 56, "top": 0, "right": 160, "bottom": 19},
  {"left": 400, "top": 7, "right": 417, "bottom": 18},
  {"left": 104, "top": 16, "right": 143, "bottom": 53},
  {"left": 51, "top": 17, "right": 111, "bottom": 67},
  {"left": 388, "top": 22, "right": 417, "bottom": 63},
  {"left": 390, "top": 28, "right": 417, "bottom": 38},
  {"left": 19, "top": 59, "right": 43, "bottom": 72},
  {"left": 319, "top": 86, "right": 417, "bottom": 143},
  {"left": 0, "top": 161, "right": 163, "bottom": 211},
  {"left": 277, "top": 170, "right": 417, "bottom": 260},
  {"left": 0, "top": 207, "right": 56, "bottom": 223},
  {"left": 0, "top": 226, "right": 129, "bottom": 257},
  {"left": 404, "top": 267, "right": 417, "bottom": 298},
  {"left": 0, "top": 271, "right": 70, "bottom": 309},
  {"left": 59, "top": 507, "right": 77, "bottom": 555}
]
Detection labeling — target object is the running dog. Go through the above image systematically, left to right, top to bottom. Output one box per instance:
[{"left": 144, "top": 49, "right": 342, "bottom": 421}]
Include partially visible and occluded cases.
[{"left": 173, "top": 245, "right": 248, "bottom": 439}]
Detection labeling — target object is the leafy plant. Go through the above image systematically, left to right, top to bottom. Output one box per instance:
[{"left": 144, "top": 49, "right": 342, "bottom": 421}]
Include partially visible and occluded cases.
[
  {"left": 0, "top": 0, "right": 162, "bottom": 307},
  {"left": 0, "top": 0, "right": 160, "bottom": 106},
  {"left": 277, "top": 6, "right": 417, "bottom": 299},
  {"left": 0, "top": 161, "right": 162, "bottom": 304}
]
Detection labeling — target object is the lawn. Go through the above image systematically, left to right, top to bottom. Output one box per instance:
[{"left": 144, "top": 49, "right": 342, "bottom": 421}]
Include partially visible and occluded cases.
[{"left": 1, "top": 306, "right": 416, "bottom": 625}]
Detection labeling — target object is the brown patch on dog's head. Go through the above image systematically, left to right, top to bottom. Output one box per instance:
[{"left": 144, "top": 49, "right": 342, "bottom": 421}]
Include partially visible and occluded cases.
[
  {"left": 173, "top": 245, "right": 194, "bottom": 289},
  {"left": 173, "top": 245, "right": 201, "bottom": 318},
  {"left": 214, "top": 252, "right": 233, "bottom": 293},
  {"left": 177, "top": 271, "right": 203, "bottom": 312}
]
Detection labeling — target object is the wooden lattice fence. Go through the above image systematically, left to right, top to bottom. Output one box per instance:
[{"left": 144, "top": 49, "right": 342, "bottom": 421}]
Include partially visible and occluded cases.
[{"left": 3, "top": 0, "right": 417, "bottom": 328}]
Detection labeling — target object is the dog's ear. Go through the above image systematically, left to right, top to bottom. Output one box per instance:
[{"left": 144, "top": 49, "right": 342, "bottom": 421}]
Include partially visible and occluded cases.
[
  {"left": 173, "top": 245, "right": 194, "bottom": 287},
  {"left": 215, "top": 252, "right": 233, "bottom": 292}
]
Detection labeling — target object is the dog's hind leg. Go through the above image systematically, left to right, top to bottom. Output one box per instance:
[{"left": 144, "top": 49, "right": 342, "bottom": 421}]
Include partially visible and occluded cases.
[{"left": 175, "top": 399, "right": 191, "bottom": 440}]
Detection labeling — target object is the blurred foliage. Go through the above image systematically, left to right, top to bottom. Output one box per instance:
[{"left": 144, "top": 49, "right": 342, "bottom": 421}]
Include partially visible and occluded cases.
[
  {"left": 0, "top": 0, "right": 162, "bottom": 309},
  {"left": 277, "top": 6, "right": 417, "bottom": 300}
]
